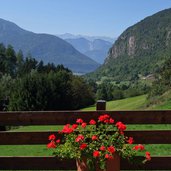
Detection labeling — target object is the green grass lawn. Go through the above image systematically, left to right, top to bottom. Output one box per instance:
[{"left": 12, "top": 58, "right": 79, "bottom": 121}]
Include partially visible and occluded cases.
[
  {"left": 82, "top": 95, "right": 147, "bottom": 111},
  {"left": 152, "top": 100, "right": 171, "bottom": 109}
]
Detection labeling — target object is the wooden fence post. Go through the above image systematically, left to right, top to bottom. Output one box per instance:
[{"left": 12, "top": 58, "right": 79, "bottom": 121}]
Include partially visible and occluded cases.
[{"left": 96, "top": 100, "right": 106, "bottom": 111}]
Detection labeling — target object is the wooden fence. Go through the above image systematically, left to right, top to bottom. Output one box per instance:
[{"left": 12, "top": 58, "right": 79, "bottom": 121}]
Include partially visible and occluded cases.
[{"left": 0, "top": 101, "right": 171, "bottom": 170}]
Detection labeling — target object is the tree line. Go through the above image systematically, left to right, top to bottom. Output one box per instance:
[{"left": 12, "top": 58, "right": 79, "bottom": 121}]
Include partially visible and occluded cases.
[{"left": 0, "top": 43, "right": 95, "bottom": 111}]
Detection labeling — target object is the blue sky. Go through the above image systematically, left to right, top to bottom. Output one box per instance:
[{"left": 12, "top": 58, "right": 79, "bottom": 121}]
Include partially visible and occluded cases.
[{"left": 0, "top": 0, "right": 171, "bottom": 37}]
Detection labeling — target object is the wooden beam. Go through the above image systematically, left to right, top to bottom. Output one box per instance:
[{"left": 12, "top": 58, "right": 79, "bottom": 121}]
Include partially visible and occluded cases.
[
  {"left": 1, "top": 110, "right": 171, "bottom": 125},
  {"left": 0, "top": 130, "right": 171, "bottom": 145},
  {"left": 0, "top": 156, "right": 170, "bottom": 170}
]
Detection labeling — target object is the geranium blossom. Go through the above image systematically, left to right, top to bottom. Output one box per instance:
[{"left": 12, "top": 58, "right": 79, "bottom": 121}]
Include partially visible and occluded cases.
[
  {"left": 98, "top": 114, "right": 110, "bottom": 122},
  {"left": 76, "top": 118, "right": 83, "bottom": 123},
  {"left": 109, "top": 118, "right": 114, "bottom": 124},
  {"left": 89, "top": 119, "right": 96, "bottom": 125},
  {"left": 115, "top": 121, "right": 127, "bottom": 131},
  {"left": 81, "top": 122, "right": 87, "bottom": 128},
  {"left": 62, "top": 124, "right": 73, "bottom": 134},
  {"left": 72, "top": 124, "right": 78, "bottom": 129},
  {"left": 48, "top": 134, "right": 56, "bottom": 141},
  {"left": 75, "top": 135, "right": 84, "bottom": 142},
  {"left": 92, "top": 135, "right": 98, "bottom": 141},
  {"left": 127, "top": 137, "right": 134, "bottom": 144},
  {"left": 56, "top": 139, "right": 60, "bottom": 143},
  {"left": 47, "top": 141, "right": 56, "bottom": 148},
  {"left": 80, "top": 143, "right": 87, "bottom": 150},
  {"left": 133, "top": 144, "right": 144, "bottom": 151},
  {"left": 100, "top": 146, "right": 106, "bottom": 151},
  {"left": 107, "top": 146, "right": 115, "bottom": 154},
  {"left": 93, "top": 150, "right": 100, "bottom": 157},
  {"left": 145, "top": 151, "right": 151, "bottom": 161},
  {"left": 105, "top": 154, "right": 113, "bottom": 159}
]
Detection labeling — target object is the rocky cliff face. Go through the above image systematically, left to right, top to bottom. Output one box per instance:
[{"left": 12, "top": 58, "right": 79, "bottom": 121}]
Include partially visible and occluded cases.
[
  {"left": 89, "top": 8, "right": 171, "bottom": 81},
  {"left": 106, "top": 8, "right": 171, "bottom": 64}
]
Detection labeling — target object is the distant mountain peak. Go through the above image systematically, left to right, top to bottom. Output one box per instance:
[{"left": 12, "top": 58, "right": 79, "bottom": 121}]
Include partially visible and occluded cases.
[
  {"left": 0, "top": 19, "right": 100, "bottom": 73},
  {"left": 57, "top": 33, "right": 115, "bottom": 64},
  {"left": 57, "top": 33, "right": 116, "bottom": 43}
]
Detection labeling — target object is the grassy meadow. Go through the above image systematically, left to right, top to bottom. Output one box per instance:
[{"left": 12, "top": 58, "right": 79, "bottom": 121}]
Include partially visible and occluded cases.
[{"left": 82, "top": 94, "right": 147, "bottom": 111}]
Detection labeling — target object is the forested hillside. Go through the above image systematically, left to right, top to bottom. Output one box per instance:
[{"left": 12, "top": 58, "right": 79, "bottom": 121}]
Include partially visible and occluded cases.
[
  {"left": 88, "top": 8, "right": 171, "bottom": 81},
  {"left": 0, "top": 44, "right": 95, "bottom": 111}
]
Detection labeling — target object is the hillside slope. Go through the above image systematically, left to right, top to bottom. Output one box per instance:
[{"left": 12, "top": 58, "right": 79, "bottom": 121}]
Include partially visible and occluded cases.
[
  {"left": 88, "top": 8, "right": 171, "bottom": 80},
  {"left": 0, "top": 18, "right": 100, "bottom": 73},
  {"left": 82, "top": 95, "right": 147, "bottom": 111}
]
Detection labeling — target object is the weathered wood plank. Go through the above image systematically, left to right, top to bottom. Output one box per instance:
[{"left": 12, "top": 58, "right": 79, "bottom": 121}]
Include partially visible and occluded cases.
[
  {"left": 1, "top": 110, "right": 171, "bottom": 125},
  {"left": 0, "top": 130, "right": 171, "bottom": 145},
  {"left": 0, "top": 156, "right": 170, "bottom": 170}
]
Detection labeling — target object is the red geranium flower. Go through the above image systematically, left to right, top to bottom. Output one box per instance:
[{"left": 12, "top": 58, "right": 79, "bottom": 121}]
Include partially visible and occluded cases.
[
  {"left": 98, "top": 114, "right": 110, "bottom": 122},
  {"left": 76, "top": 118, "right": 83, "bottom": 124},
  {"left": 109, "top": 118, "right": 114, "bottom": 124},
  {"left": 89, "top": 119, "right": 96, "bottom": 125},
  {"left": 104, "top": 119, "right": 109, "bottom": 123},
  {"left": 115, "top": 121, "right": 126, "bottom": 131},
  {"left": 81, "top": 122, "right": 87, "bottom": 128},
  {"left": 62, "top": 124, "right": 73, "bottom": 134},
  {"left": 72, "top": 124, "right": 78, "bottom": 129},
  {"left": 48, "top": 134, "right": 56, "bottom": 141},
  {"left": 75, "top": 135, "right": 84, "bottom": 142},
  {"left": 92, "top": 135, "right": 98, "bottom": 141},
  {"left": 127, "top": 137, "right": 134, "bottom": 144},
  {"left": 56, "top": 139, "right": 60, "bottom": 144},
  {"left": 47, "top": 141, "right": 56, "bottom": 148},
  {"left": 80, "top": 143, "right": 87, "bottom": 150},
  {"left": 133, "top": 144, "right": 144, "bottom": 151},
  {"left": 139, "top": 144, "right": 145, "bottom": 151},
  {"left": 100, "top": 146, "right": 106, "bottom": 151},
  {"left": 107, "top": 146, "right": 115, "bottom": 154},
  {"left": 93, "top": 150, "right": 100, "bottom": 157},
  {"left": 145, "top": 151, "right": 151, "bottom": 161},
  {"left": 105, "top": 154, "right": 113, "bottom": 160}
]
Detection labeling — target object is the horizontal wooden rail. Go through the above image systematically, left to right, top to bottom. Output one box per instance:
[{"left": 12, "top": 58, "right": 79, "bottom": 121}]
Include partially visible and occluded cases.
[
  {"left": 1, "top": 110, "right": 171, "bottom": 125},
  {"left": 0, "top": 130, "right": 171, "bottom": 145},
  {"left": 0, "top": 156, "right": 170, "bottom": 170}
]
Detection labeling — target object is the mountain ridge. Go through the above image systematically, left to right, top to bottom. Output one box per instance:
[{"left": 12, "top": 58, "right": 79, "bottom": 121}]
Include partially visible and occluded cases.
[
  {"left": 88, "top": 8, "right": 171, "bottom": 80},
  {"left": 0, "top": 18, "right": 100, "bottom": 73},
  {"left": 57, "top": 33, "right": 115, "bottom": 43},
  {"left": 65, "top": 37, "right": 112, "bottom": 64}
]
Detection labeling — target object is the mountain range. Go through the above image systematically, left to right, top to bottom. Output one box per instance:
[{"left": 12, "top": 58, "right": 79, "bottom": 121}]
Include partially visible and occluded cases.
[
  {"left": 88, "top": 8, "right": 171, "bottom": 81},
  {"left": 0, "top": 18, "right": 100, "bottom": 73},
  {"left": 57, "top": 33, "right": 115, "bottom": 43},
  {"left": 58, "top": 33, "right": 114, "bottom": 64},
  {"left": 66, "top": 37, "right": 113, "bottom": 64}
]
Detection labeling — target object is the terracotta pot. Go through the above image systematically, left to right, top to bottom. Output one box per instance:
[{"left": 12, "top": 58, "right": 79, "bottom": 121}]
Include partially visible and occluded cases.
[
  {"left": 76, "top": 153, "right": 120, "bottom": 171},
  {"left": 76, "top": 158, "right": 89, "bottom": 171}
]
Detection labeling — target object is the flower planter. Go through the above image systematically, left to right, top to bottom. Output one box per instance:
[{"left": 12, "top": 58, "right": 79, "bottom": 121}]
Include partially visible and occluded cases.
[
  {"left": 48, "top": 114, "right": 151, "bottom": 169},
  {"left": 76, "top": 153, "right": 120, "bottom": 171},
  {"left": 76, "top": 158, "right": 89, "bottom": 171}
]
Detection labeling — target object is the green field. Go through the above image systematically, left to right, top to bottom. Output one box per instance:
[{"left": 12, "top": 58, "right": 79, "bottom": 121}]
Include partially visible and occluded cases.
[
  {"left": 82, "top": 95, "right": 147, "bottom": 111},
  {"left": 151, "top": 100, "right": 171, "bottom": 110}
]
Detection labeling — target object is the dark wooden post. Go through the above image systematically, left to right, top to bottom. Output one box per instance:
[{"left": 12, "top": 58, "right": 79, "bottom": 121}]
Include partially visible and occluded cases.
[
  {"left": 96, "top": 100, "right": 106, "bottom": 111},
  {"left": 0, "top": 126, "right": 6, "bottom": 131}
]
